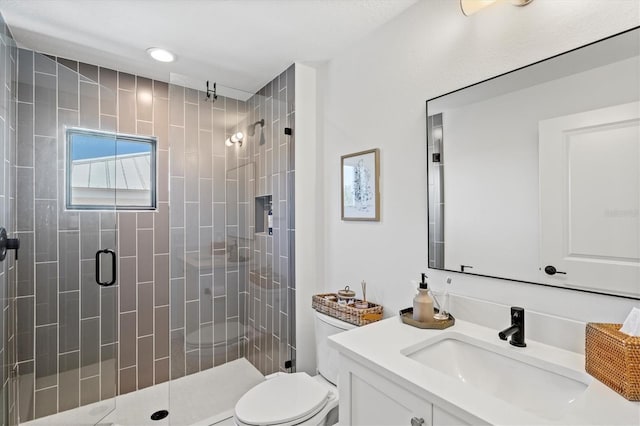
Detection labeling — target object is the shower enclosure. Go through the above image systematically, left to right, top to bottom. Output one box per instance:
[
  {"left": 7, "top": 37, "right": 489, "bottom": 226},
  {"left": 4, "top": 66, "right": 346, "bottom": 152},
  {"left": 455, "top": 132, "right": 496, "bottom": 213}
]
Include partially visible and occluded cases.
[{"left": 0, "top": 12, "right": 296, "bottom": 425}]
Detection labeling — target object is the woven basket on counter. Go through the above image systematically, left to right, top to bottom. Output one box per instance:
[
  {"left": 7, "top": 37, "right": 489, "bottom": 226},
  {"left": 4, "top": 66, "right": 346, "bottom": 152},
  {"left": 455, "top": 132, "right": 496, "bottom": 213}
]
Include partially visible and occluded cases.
[
  {"left": 312, "top": 293, "right": 383, "bottom": 326},
  {"left": 585, "top": 323, "right": 640, "bottom": 401}
]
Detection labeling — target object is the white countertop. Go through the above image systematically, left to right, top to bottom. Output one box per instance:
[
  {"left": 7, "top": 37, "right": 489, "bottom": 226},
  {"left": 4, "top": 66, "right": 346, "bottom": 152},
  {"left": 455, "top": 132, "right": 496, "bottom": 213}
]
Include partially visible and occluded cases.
[{"left": 329, "top": 316, "right": 640, "bottom": 425}]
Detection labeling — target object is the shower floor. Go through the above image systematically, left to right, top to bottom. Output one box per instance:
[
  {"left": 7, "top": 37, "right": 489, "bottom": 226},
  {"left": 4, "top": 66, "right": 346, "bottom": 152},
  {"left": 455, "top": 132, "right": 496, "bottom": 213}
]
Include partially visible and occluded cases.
[{"left": 23, "top": 358, "right": 265, "bottom": 426}]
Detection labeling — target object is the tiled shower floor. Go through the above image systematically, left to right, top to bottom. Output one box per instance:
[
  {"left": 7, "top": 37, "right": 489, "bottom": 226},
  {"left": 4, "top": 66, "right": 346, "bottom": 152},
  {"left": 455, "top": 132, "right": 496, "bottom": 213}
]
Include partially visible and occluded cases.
[{"left": 23, "top": 358, "right": 265, "bottom": 426}]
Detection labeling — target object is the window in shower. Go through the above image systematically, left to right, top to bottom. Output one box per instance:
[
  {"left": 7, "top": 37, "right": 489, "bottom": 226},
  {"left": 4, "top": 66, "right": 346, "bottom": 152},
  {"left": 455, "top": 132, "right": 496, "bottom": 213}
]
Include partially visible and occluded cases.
[{"left": 66, "top": 127, "right": 157, "bottom": 210}]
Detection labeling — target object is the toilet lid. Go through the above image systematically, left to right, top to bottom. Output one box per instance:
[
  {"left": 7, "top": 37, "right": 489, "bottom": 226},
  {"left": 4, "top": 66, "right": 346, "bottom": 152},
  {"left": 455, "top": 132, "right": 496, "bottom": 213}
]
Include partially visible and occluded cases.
[{"left": 235, "top": 373, "right": 329, "bottom": 426}]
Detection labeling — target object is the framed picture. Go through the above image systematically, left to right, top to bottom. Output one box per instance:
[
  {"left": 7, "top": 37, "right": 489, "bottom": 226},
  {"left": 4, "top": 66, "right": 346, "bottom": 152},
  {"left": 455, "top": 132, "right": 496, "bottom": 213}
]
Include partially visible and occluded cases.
[{"left": 341, "top": 148, "right": 380, "bottom": 221}]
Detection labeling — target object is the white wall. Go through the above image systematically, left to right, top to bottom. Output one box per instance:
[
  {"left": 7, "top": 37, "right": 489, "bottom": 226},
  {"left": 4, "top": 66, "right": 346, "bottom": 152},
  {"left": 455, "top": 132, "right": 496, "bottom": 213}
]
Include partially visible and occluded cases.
[
  {"left": 317, "top": 0, "right": 640, "bottom": 327},
  {"left": 294, "top": 63, "right": 319, "bottom": 375}
]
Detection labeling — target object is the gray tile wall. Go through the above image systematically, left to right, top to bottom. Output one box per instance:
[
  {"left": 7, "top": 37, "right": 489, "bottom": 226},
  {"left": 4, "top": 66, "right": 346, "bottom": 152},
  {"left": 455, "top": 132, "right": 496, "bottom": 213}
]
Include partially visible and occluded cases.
[{"left": 0, "top": 11, "right": 18, "bottom": 426}]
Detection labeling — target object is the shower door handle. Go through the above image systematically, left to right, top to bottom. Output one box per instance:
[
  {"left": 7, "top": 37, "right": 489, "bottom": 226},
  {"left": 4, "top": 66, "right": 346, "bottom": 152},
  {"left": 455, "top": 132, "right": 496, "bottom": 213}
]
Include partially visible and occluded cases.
[{"left": 95, "top": 249, "right": 117, "bottom": 286}]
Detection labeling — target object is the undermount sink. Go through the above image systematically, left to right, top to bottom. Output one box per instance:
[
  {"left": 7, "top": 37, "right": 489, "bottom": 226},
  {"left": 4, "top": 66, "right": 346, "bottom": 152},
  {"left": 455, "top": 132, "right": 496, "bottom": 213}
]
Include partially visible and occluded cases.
[{"left": 402, "top": 333, "right": 590, "bottom": 420}]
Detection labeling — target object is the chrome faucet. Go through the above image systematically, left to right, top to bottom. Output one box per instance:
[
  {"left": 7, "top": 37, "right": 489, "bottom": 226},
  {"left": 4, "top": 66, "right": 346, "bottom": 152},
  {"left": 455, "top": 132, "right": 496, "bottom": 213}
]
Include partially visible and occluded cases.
[{"left": 498, "top": 306, "right": 527, "bottom": 347}]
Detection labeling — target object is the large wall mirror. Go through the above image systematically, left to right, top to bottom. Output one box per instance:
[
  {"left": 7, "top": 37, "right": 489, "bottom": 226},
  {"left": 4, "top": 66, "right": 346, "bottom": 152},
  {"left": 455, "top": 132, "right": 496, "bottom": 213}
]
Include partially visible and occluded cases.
[{"left": 427, "top": 27, "right": 640, "bottom": 299}]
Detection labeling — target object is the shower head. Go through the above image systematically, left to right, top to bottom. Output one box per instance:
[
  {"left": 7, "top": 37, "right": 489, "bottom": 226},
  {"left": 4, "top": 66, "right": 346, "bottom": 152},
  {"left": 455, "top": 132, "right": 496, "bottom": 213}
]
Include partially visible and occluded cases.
[{"left": 247, "top": 119, "right": 265, "bottom": 136}]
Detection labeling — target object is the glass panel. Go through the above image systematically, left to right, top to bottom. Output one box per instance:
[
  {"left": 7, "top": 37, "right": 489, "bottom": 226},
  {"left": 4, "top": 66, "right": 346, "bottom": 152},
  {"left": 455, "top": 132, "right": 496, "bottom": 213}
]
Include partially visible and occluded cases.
[
  {"left": 0, "top": 15, "right": 18, "bottom": 426},
  {"left": 11, "top": 52, "right": 119, "bottom": 425},
  {"left": 167, "top": 70, "right": 296, "bottom": 423}
]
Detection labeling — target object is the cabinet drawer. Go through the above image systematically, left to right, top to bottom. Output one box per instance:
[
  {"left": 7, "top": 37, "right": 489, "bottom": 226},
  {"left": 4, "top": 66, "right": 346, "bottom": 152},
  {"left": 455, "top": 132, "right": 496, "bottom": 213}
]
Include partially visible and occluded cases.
[{"left": 341, "top": 358, "right": 432, "bottom": 426}]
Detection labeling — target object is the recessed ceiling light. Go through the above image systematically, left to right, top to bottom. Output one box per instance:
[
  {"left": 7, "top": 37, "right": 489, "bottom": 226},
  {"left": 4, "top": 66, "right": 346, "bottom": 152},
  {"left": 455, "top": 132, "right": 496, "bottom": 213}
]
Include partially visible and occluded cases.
[{"left": 146, "top": 47, "right": 175, "bottom": 63}]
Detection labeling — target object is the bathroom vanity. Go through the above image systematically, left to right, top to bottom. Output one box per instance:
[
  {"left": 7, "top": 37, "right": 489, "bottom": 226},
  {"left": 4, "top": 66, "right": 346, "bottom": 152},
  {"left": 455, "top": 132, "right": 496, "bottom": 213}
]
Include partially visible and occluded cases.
[{"left": 329, "top": 317, "right": 640, "bottom": 425}]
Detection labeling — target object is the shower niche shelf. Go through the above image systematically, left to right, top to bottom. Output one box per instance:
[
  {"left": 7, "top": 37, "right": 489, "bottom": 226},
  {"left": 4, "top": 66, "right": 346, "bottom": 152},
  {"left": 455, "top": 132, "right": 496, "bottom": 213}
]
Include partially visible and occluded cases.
[{"left": 255, "top": 195, "right": 273, "bottom": 235}]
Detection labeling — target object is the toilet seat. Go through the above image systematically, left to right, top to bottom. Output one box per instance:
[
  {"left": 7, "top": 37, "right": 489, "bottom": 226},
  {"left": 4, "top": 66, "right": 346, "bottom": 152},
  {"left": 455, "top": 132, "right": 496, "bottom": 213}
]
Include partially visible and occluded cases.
[{"left": 234, "top": 373, "right": 331, "bottom": 426}]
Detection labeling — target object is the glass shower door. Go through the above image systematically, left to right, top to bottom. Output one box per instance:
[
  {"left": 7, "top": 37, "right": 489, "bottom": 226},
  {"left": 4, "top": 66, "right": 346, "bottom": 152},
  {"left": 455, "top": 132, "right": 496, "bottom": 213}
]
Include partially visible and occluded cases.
[{"left": 14, "top": 51, "right": 118, "bottom": 424}]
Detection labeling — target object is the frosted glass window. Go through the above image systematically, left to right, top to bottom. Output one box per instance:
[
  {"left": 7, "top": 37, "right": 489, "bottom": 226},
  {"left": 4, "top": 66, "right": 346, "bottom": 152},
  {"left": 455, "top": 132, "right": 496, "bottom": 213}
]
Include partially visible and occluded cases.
[{"left": 66, "top": 128, "right": 157, "bottom": 210}]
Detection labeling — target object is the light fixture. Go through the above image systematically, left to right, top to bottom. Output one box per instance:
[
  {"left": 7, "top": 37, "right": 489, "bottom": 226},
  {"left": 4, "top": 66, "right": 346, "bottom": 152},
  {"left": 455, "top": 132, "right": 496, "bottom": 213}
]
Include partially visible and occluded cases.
[
  {"left": 460, "top": 0, "right": 533, "bottom": 16},
  {"left": 146, "top": 47, "right": 175, "bottom": 63},
  {"left": 225, "top": 131, "right": 244, "bottom": 147}
]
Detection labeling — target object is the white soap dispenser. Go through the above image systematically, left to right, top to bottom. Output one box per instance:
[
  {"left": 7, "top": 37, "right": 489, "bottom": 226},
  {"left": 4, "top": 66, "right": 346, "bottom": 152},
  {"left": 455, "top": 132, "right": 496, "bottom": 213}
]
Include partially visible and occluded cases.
[{"left": 413, "top": 273, "right": 434, "bottom": 322}]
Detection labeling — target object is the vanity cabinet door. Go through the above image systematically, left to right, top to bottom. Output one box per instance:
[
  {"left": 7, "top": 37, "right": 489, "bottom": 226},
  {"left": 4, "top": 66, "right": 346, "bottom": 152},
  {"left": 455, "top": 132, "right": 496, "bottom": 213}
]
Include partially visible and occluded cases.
[
  {"left": 340, "top": 357, "right": 432, "bottom": 426},
  {"left": 432, "top": 406, "right": 471, "bottom": 426}
]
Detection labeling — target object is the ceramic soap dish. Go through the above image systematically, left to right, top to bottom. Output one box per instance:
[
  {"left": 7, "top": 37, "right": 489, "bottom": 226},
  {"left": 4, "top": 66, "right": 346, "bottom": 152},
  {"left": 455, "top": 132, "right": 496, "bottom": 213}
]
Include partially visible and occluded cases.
[{"left": 399, "top": 307, "right": 455, "bottom": 330}]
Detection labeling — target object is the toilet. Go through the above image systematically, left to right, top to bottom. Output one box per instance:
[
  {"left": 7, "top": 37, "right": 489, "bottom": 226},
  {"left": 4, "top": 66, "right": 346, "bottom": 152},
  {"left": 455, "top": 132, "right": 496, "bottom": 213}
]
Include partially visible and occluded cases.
[{"left": 233, "top": 310, "right": 356, "bottom": 426}]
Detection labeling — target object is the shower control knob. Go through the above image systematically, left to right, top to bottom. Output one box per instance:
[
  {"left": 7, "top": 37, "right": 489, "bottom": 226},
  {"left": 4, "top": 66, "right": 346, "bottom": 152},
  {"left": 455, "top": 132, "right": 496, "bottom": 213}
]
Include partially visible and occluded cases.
[{"left": 411, "top": 417, "right": 425, "bottom": 426}]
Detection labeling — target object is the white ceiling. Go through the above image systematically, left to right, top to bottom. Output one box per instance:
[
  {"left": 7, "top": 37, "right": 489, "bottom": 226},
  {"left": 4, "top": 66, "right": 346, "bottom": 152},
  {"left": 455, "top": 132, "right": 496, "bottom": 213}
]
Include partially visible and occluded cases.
[{"left": 0, "top": 0, "right": 417, "bottom": 95}]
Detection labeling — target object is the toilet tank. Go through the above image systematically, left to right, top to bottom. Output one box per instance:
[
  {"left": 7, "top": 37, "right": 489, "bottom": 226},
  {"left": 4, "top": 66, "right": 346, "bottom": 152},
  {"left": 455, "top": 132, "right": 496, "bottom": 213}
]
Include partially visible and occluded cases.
[{"left": 314, "top": 310, "right": 356, "bottom": 385}]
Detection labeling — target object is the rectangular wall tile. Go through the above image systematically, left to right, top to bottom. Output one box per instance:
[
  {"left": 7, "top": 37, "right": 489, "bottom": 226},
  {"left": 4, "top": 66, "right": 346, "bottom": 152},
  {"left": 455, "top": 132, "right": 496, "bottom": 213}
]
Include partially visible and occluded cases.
[
  {"left": 17, "top": 49, "right": 33, "bottom": 102},
  {"left": 57, "top": 62, "right": 78, "bottom": 110},
  {"left": 78, "top": 62, "right": 98, "bottom": 83},
  {"left": 99, "top": 68, "right": 116, "bottom": 116},
  {"left": 34, "top": 72, "right": 56, "bottom": 137},
  {"left": 118, "top": 72, "right": 135, "bottom": 91},
  {"left": 136, "top": 76, "right": 152, "bottom": 122},
  {"left": 79, "top": 80, "right": 99, "bottom": 129},
  {"left": 154, "top": 80, "right": 168, "bottom": 99},
  {"left": 169, "top": 84, "right": 184, "bottom": 126},
  {"left": 118, "top": 89, "right": 135, "bottom": 133},
  {"left": 17, "top": 102, "right": 33, "bottom": 167},
  {"left": 34, "top": 136, "right": 56, "bottom": 199},
  {"left": 157, "top": 150, "right": 169, "bottom": 202},
  {"left": 16, "top": 167, "right": 33, "bottom": 231},
  {"left": 154, "top": 202, "right": 169, "bottom": 253},
  {"left": 79, "top": 212, "right": 99, "bottom": 260},
  {"left": 118, "top": 213, "right": 136, "bottom": 257},
  {"left": 137, "top": 229, "right": 153, "bottom": 282},
  {"left": 59, "top": 231, "right": 79, "bottom": 292},
  {"left": 17, "top": 232, "right": 35, "bottom": 296},
  {"left": 154, "top": 254, "right": 169, "bottom": 306},
  {"left": 119, "top": 257, "right": 136, "bottom": 312},
  {"left": 80, "top": 259, "right": 98, "bottom": 318},
  {"left": 35, "top": 262, "right": 57, "bottom": 325},
  {"left": 170, "top": 278, "right": 184, "bottom": 330},
  {"left": 137, "top": 282, "right": 153, "bottom": 336},
  {"left": 100, "top": 286, "right": 117, "bottom": 345},
  {"left": 58, "top": 291, "right": 79, "bottom": 353},
  {"left": 16, "top": 296, "right": 34, "bottom": 362},
  {"left": 155, "top": 306, "right": 169, "bottom": 359},
  {"left": 119, "top": 312, "right": 136, "bottom": 368},
  {"left": 80, "top": 318, "right": 99, "bottom": 378},
  {"left": 35, "top": 324, "right": 57, "bottom": 390},
  {"left": 170, "top": 330, "right": 185, "bottom": 379},
  {"left": 137, "top": 336, "right": 153, "bottom": 389},
  {"left": 100, "top": 343, "right": 117, "bottom": 399},
  {"left": 58, "top": 351, "right": 79, "bottom": 411},
  {"left": 155, "top": 358, "right": 169, "bottom": 385},
  {"left": 18, "top": 361, "right": 34, "bottom": 422},
  {"left": 119, "top": 366, "right": 136, "bottom": 395},
  {"left": 80, "top": 376, "right": 99, "bottom": 406},
  {"left": 34, "top": 387, "right": 57, "bottom": 419}
]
